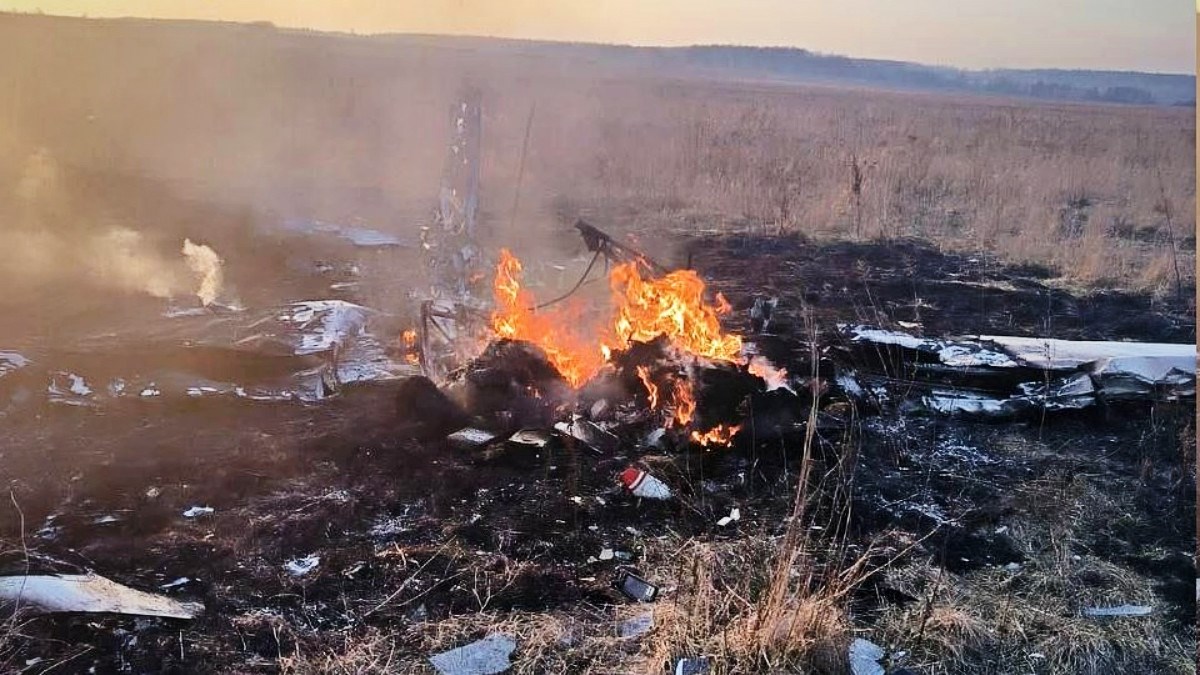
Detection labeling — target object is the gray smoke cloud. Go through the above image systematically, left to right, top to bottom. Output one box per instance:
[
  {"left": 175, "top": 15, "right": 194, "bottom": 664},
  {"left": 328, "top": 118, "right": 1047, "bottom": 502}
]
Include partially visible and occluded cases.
[{"left": 5, "top": 148, "right": 225, "bottom": 304}]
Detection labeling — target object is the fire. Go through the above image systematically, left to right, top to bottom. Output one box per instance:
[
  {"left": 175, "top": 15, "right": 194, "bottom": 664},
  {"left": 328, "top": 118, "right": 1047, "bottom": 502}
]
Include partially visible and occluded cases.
[
  {"left": 489, "top": 248, "right": 751, "bottom": 448},
  {"left": 490, "top": 248, "right": 607, "bottom": 388},
  {"left": 605, "top": 262, "right": 743, "bottom": 364},
  {"left": 715, "top": 292, "right": 732, "bottom": 315},
  {"left": 401, "top": 329, "right": 420, "bottom": 365},
  {"left": 636, "top": 366, "right": 659, "bottom": 408},
  {"left": 670, "top": 378, "right": 695, "bottom": 427},
  {"left": 690, "top": 423, "right": 742, "bottom": 448}
]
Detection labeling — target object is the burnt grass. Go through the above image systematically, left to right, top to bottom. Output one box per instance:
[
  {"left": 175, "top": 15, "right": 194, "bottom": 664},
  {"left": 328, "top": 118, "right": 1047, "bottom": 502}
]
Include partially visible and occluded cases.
[{"left": 2, "top": 235, "right": 1195, "bottom": 673}]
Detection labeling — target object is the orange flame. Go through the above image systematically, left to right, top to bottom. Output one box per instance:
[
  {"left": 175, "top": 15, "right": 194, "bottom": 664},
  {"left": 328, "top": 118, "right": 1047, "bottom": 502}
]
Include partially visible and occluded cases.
[
  {"left": 490, "top": 248, "right": 607, "bottom": 388},
  {"left": 489, "top": 249, "right": 748, "bottom": 443},
  {"left": 605, "top": 262, "right": 743, "bottom": 364},
  {"left": 715, "top": 292, "right": 732, "bottom": 315},
  {"left": 401, "top": 329, "right": 420, "bottom": 365},
  {"left": 636, "top": 366, "right": 659, "bottom": 408},
  {"left": 670, "top": 378, "right": 695, "bottom": 427},
  {"left": 690, "top": 423, "right": 742, "bottom": 448}
]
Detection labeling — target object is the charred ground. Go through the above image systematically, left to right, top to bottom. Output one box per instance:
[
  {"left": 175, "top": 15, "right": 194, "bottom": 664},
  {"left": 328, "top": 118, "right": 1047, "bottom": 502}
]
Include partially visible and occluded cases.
[{"left": 1, "top": 234, "right": 1194, "bottom": 674}]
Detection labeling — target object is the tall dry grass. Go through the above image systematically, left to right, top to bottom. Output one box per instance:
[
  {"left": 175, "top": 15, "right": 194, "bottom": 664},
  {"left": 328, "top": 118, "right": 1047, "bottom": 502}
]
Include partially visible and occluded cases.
[
  {"left": 1, "top": 16, "right": 1191, "bottom": 294},
  {"left": 525, "top": 82, "right": 1196, "bottom": 294}
]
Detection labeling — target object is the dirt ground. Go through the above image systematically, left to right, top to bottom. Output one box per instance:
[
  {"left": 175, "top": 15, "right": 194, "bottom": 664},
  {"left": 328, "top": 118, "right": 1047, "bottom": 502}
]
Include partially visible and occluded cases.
[{"left": 1, "top": 232, "right": 1193, "bottom": 674}]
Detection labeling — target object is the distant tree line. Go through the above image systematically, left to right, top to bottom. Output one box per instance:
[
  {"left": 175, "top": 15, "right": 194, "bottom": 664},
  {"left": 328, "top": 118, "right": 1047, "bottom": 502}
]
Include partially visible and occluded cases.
[{"left": 653, "top": 45, "right": 1193, "bottom": 106}]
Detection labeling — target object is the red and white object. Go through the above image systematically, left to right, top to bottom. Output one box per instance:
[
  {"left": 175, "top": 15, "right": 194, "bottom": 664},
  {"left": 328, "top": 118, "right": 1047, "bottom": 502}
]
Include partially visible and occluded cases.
[{"left": 619, "top": 467, "right": 672, "bottom": 500}]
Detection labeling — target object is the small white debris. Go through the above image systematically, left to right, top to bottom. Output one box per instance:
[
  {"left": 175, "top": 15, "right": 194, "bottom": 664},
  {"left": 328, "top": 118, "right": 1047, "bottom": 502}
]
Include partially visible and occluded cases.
[
  {"left": 67, "top": 374, "right": 91, "bottom": 396},
  {"left": 589, "top": 398, "right": 611, "bottom": 419},
  {"left": 447, "top": 427, "right": 499, "bottom": 450},
  {"left": 643, "top": 427, "right": 668, "bottom": 449},
  {"left": 508, "top": 428, "right": 553, "bottom": 448},
  {"left": 619, "top": 467, "right": 672, "bottom": 500},
  {"left": 182, "top": 506, "right": 214, "bottom": 518},
  {"left": 716, "top": 508, "right": 741, "bottom": 527},
  {"left": 93, "top": 515, "right": 121, "bottom": 524},
  {"left": 994, "top": 525, "right": 1009, "bottom": 535},
  {"left": 598, "top": 548, "right": 615, "bottom": 561},
  {"left": 284, "top": 555, "right": 320, "bottom": 577},
  {"left": 1003, "top": 562, "right": 1022, "bottom": 573},
  {"left": 160, "top": 577, "right": 190, "bottom": 590},
  {"left": 409, "top": 603, "right": 429, "bottom": 621},
  {"left": 1081, "top": 605, "right": 1153, "bottom": 618},
  {"left": 618, "top": 612, "right": 654, "bottom": 638},
  {"left": 429, "top": 633, "right": 516, "bottom": 675},
  {"left": 849, "top": 638, "right": 886, "bottom": 675},
  {"left": 674, "top": 656, "right": 712, "bottom": 675}
]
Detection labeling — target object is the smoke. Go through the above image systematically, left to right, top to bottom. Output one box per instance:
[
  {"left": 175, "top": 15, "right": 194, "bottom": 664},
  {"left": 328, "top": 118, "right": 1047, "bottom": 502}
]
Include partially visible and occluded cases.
[
  {"left": 4, "top": 148, "right": 227, "bottom": 306},
  {"left": 89, "top": 227, "right": 180, "bottom": 298},
  {"left": 182, "top": 239, "right": 224, "bottom": 306},
  {"left": 748, "top": 355, "right": 792, "bottom": 392}
]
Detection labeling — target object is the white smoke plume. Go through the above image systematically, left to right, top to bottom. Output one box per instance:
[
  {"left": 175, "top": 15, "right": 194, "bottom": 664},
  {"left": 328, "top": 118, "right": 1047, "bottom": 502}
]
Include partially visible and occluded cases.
[
  {"left": 5, "top": 148, "right": 228, "bottom": 305},
  {"left": 182, "top": 239, "right": 224, "bottom": 306},
  {"left": 748, "top": 355, "right": 793, "bottom": 392}
]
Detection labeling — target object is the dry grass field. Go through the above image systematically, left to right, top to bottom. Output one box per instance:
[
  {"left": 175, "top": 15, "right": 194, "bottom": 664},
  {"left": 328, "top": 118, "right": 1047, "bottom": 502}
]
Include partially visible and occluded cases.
[
  {"left": 0, "top": 12, "right": 1193, "bottom": 675},
  {"left": 0, "top": 14, "right": 1193, "bottom": 299},
  {"left": 539, "top": 82, "right": 1196, "bottom": 295}
]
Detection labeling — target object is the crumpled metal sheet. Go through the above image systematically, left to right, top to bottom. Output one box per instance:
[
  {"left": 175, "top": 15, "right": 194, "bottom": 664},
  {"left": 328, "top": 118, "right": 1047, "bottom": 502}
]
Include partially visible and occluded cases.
[
  {"left": 4, "top": 300, "right": 408, "bottom": 410},
  {"left": 842, "top": 325, "right": 1195, "bottom": 417},
  {"left": 0, "top": 574, "right": 204, "bottom": 619}
]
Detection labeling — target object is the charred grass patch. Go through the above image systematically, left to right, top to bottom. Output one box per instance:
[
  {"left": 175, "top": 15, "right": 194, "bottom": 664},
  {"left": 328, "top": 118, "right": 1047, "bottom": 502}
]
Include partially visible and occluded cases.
[{"left": 2, "top": 239, "right": 1193, "bottom": 673}]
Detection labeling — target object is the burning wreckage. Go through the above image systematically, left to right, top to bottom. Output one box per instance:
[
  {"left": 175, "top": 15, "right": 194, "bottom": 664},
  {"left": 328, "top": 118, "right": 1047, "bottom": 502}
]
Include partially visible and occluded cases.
[
  {"left": 1, "top": 93, "right": 1187, "bottom": 431},
  {"left": 397, "top": 95, "right": 1196, "bottom": 457},
  {"left": 1, "top": 96, "right": 1195, "bottom": 652},
  {"left": 395, "top": 220, "right": 1197, "bottom": 466}
]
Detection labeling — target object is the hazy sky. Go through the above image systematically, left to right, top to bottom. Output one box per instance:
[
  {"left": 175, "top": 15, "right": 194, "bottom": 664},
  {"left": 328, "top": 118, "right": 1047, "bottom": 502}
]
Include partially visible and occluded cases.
[{"left": 3, "top": 0, "right": 1194, "bottom": 73}]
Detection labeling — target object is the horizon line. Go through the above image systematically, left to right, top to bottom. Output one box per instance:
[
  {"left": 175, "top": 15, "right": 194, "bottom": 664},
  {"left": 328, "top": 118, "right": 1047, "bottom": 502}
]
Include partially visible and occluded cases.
[{"left": 3, "top": 9, "right": 1195, "bottom": 77}]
